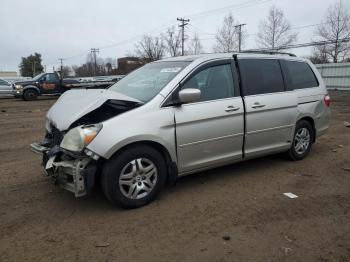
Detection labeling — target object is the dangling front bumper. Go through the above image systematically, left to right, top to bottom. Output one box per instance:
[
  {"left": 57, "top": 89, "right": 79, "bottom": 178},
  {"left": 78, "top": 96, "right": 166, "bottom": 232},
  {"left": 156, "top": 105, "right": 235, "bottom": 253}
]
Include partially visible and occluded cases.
[{"left": 30, "top": 142, "right": 97, "bottom": 197}]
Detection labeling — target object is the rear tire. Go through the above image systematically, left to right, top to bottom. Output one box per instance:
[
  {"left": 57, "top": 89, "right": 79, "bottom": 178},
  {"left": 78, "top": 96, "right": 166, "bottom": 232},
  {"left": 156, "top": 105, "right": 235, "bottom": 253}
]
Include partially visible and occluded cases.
[
  {"left": 23, "top": 89, "right": 38, "bottom": 101},
  {"left": 288, "top": 120, "right": 314, "bottom": 161},
  {"left": 101, "top": 145, "right": 167, "bottom": 208}
]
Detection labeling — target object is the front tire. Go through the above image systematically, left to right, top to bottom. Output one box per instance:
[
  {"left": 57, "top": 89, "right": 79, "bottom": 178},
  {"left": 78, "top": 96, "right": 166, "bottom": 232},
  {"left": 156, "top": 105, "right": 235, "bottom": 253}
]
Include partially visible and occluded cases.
[
  {"left": 23, "top": 89, "right": 38, "bottom": 101},
  {"left": 288, "top": 120, "right": 314, "bottom": 161},
  {"left": 101, "top": 145, "right": 167, "bottom": 208}
]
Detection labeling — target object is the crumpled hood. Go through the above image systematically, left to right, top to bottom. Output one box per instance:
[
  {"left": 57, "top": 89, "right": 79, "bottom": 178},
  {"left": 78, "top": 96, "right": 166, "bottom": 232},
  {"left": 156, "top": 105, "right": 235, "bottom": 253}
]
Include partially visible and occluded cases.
[{"left": 47, "top": 89, "right": 141, "bottom": 131}]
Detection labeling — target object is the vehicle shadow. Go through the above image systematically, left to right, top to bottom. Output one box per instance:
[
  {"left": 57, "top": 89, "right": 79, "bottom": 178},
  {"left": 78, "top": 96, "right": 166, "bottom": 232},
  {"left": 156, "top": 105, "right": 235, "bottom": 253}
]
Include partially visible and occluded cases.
[
  {"left": 0, "top": 95, "right": 16, "bottom": 100},
  {"left": 0, "top": 96, "right": 58, "bottom": 101},
  {"left": 71, "top": 153, "right": 288, "bottom": 211},
  {"left": 174, "top": 153, "right": 286, "bottom": 190}
]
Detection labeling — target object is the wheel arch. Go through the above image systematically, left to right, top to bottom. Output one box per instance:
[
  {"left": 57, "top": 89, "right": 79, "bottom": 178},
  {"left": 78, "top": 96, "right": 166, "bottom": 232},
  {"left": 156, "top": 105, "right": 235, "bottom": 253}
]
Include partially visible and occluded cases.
[
  {"left": 23, "top": 85, "right": 40, "bottom": 94},
  {"left": 297, "top": 116, "right": 316, "bottom": 142},
  {"left": 104, "top": 140, "right": 178, "bottom": 185}
]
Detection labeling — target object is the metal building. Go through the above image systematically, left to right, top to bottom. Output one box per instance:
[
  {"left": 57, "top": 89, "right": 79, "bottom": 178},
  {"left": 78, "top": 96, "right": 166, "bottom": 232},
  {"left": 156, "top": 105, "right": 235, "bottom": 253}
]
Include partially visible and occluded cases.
[
  {"left": 316, "top": 62, "right": 350, "bottom": 90},
  {"left": 0, "top": 71, "right": 17, "bottom": 77}
]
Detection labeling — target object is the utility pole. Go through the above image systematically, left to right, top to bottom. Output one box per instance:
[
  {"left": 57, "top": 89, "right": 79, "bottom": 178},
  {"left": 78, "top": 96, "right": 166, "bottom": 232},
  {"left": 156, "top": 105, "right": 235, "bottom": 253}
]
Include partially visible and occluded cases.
[
  {"left": 177, "top": 18, "right": 190, "bottom": 56},
  {"left": 235, "top": 23, "right": 246, "bottom": 52},
  {"left": 90, "top": 48, "right": 99, "bottom": 76},
  {"left": 59, "top": 58, "right": 64, "bottom": 73},
  {"left": 31, "top": 61, "right": 37, "bottom": 77}
]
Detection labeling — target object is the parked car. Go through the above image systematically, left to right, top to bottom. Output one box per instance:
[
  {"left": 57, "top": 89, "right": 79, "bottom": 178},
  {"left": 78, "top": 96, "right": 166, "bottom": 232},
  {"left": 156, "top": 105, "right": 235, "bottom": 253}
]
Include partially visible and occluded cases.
[
  {"left": 30, "top": 52, "right": 331, "bottom": 208},
  {"left": 13, "top": 72, "right": 116, "bottom": 100},
  {"left": 0, "top": 78, "right": 13, "bottom": 96}
]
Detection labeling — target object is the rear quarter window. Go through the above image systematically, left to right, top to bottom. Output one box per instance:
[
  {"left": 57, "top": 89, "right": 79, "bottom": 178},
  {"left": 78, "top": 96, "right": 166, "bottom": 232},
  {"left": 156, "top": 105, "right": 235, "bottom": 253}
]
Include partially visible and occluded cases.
[
  {"left": 239, "top": 59, "right": 285, "bottom": 96},
  {"left": 281, "top": 60, "right": 319, "bottom": 90}
]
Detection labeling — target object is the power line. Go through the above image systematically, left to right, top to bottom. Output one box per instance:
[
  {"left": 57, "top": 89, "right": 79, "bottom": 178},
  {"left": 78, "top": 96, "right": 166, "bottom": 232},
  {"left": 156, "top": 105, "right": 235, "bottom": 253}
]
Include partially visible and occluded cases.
[
  {"left": 57, "top": 0, "right": 272, "bottom": 63},
  {"left": 185, "top": 0, "right": 272, "bottom": 20},
  {"left": 189, "top": 17, "right": 350, "bottom": 40},
  {"left": 177, "top": 18, "right": 190, "bottom": 56},
  {"left": 58, "top": 19, "right": 349, "bottom": 67},
  {"left": 191, "top": 21, "right": 334, "bottom": 39},
  {"left": 246, "top": 22, "right": 327, "bottom": 37},
  {"left": 59, "top": 23, "right": 177, "bottom": 62},
  {"left": 188, "top": 24, "right": 216, "bottom": 36},
  {"left": 245, "top": 37, "right": 350, "bottom": 51}
]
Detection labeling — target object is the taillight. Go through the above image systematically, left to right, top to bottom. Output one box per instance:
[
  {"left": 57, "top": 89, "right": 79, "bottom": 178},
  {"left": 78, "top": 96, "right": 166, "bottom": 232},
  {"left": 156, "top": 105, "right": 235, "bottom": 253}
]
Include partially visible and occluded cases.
[{"left": 324, "top": 95, "right": 331, "bottom": 107}]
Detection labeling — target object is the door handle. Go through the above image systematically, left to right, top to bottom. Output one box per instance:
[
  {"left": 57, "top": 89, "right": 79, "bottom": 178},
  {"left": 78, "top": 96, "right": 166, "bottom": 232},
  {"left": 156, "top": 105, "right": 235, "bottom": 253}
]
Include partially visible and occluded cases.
[
  {"left": 251, "top": 103, "right": 266, "bottom": 109},
  {"left": 225, "top": 105, "right": 240, "bottom": 112}
]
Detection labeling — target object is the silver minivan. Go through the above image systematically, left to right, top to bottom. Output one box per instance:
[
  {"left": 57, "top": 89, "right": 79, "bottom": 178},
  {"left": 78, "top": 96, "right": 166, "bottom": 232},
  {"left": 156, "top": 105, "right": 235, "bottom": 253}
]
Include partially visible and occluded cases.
[
  {"left": 31, "top": 52, "right": 331, "bottom": 208},
  {"left": 0, "top": 78, "right": 13, "bottom": 96}
]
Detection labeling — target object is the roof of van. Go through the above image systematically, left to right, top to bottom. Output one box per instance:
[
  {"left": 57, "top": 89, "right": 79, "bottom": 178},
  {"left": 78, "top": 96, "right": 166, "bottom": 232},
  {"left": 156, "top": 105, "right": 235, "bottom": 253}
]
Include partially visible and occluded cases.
[{"left": 159, "top": 52, "right": 306, "bottom": 63}]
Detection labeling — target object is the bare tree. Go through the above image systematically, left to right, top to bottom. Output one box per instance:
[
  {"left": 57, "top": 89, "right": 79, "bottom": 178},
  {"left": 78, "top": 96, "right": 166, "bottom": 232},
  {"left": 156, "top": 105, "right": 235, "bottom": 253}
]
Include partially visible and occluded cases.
[
  {"left": 315, "top": 0, "right": 350, "bottom": 63},
  {"left": 256, "top": 6, "right": 297, "bottom": 50},
  {"left": 213, "top": 14, "right": 241, "bottom": 52},
  {"left": 162, "top": 27, "right": 181, "bottom": 57},
  {"left": 187, "top": 33, "right": 204, "bottom": 55},
  {"left": 135, "top": 35, "right": 165, "bottom": 61},
  {"left": 309, "top": 45, "right": 329, "bottom": 64},
  {"left": 72, "top": 54, "right": 109, "bottom": 77},
  {"left": 104, "top": 57, "right": 116, "bottom": 75},
  {"left": 105, "top": 62, "right": 112, "bottom": 74}
]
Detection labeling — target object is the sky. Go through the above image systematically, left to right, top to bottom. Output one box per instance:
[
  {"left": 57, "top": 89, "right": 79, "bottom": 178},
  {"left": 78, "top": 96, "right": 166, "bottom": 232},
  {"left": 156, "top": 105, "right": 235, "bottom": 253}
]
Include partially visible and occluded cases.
[{"left": 0, "top": 0, "right": 348, "bottom": 72}]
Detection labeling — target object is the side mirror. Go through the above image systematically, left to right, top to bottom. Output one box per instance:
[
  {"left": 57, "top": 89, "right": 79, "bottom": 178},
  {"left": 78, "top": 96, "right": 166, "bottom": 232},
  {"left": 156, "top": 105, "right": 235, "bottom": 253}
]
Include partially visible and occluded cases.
[{"left": 178, "top": 88, "right": 201, "bottom": 104}]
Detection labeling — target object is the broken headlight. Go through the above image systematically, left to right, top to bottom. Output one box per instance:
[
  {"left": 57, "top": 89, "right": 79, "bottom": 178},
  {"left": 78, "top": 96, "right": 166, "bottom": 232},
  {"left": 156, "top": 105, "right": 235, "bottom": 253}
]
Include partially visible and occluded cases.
[{"left": 60, "top": 124, "right": 102, "bottom": 152}]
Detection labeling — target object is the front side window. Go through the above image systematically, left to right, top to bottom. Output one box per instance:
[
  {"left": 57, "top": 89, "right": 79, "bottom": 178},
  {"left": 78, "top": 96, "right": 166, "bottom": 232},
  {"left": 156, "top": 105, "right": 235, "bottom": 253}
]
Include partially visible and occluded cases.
[
  {"left": 239, "top": 59, "right": 284, "bottom": 96},
  {"left": 281, "top": 60, "right": 319, "bottom": 90},
  {"left": 109, "top": 61, "right": 190, "bottom": 102},
  {"left": 181, "top": 63, "right": 234, "bottom": 102},
  {"left": 32, "top": 73, "right": 46, "bottom": 81},
  {"left": 44, "top": 74, "right": 59, "bottom": 82}
]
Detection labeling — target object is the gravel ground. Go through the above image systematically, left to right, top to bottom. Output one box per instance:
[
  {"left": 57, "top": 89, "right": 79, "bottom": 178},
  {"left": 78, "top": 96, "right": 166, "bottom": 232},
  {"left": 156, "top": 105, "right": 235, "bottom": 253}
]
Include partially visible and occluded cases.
[{"left": 0, "top": 91, "right": 349, "bottom": 262}]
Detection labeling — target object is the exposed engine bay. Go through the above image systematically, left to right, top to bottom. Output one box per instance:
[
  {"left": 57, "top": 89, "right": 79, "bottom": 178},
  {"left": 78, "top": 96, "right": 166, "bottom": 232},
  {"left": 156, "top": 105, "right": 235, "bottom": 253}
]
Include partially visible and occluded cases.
[
  {"left": 31, "top": 92, "right": 142, "bottom": 197},
  {"left": 70, "top": 99, "right": 141, "bottom": 128}
]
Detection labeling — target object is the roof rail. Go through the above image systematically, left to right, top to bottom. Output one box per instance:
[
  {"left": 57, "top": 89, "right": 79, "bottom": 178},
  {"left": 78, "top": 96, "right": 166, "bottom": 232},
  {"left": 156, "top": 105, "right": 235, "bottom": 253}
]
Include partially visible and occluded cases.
[{"left": 239, "top": 50, "right": 296, "bottom": 57}]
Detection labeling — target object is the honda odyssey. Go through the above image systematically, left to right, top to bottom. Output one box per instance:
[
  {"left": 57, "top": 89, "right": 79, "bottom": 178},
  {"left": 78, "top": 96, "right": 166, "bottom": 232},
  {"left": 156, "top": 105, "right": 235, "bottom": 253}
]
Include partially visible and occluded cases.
[{"left": 31, "top": 52, "right": 331, "bottom": 208}]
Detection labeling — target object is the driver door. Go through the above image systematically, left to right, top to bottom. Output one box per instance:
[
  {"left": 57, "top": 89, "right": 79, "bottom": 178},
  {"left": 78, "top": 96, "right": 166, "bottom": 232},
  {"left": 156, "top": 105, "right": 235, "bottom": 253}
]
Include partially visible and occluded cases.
[
  {"left": 174, "top": 60, "right": 244, "bottom": 173},
  {"left": 40, "top": 73, "right": 60, "bottom": 94}
]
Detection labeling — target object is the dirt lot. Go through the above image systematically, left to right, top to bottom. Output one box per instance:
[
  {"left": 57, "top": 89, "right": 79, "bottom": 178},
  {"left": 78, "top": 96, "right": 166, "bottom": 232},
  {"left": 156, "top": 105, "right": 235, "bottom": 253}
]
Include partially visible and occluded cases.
[{"left": 0, "top": 91, "right": 349, "bottom": 262}]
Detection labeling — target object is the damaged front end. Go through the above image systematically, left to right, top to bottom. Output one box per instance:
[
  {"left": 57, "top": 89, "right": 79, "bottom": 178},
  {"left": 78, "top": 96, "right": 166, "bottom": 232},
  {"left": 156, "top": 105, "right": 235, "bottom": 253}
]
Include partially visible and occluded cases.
[
  {"left": 30, "top": 95, "right": 142, "bottom": 197},
  {"left": 31, "top": 128, "right": 99, "bottom": 197}
]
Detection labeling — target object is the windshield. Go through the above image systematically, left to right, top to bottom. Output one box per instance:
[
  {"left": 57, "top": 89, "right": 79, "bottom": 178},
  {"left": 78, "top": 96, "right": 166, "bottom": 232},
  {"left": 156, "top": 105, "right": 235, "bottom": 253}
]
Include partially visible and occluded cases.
[
  {"left": 109, "top": 61, "right": 190, "bottom": 102},
  {"left": 32, "top": 73, "right": 46, "bottom": 81}
]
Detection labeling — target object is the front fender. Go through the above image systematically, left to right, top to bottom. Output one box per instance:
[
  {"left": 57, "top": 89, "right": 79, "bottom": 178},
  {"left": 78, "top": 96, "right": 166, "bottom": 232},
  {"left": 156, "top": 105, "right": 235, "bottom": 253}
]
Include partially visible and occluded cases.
[
  {"left": 23, "top": 85, "right": 41, "bottom": 94},
  {"left": 86, "top": 102, "right": 177, "bottom": 163},
  {"left": 103, "top": 135, "right": 176, "bottom": 161}
]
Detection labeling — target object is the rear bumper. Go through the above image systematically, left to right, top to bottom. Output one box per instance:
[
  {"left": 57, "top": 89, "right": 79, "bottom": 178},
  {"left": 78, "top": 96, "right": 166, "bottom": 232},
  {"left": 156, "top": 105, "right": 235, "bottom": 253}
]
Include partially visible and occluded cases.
[
  {"left": 315, "top": 107, "right": 331, "bottom": 139},
  {"left": 316, "top": 126, "right": 329, "bottom": 138},
  {"left": 30, "top": 142, "right": 97, "bottom": 197}
]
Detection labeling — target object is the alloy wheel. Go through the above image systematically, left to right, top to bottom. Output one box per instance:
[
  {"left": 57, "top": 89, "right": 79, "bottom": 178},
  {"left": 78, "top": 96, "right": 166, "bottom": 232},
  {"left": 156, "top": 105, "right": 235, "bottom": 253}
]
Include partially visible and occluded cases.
[
  {"left": 294, "top": 127, "right": 311, "bottom": 155},
  {"left": 118, "top": 158, "right": 158, "bottom": 200}
]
